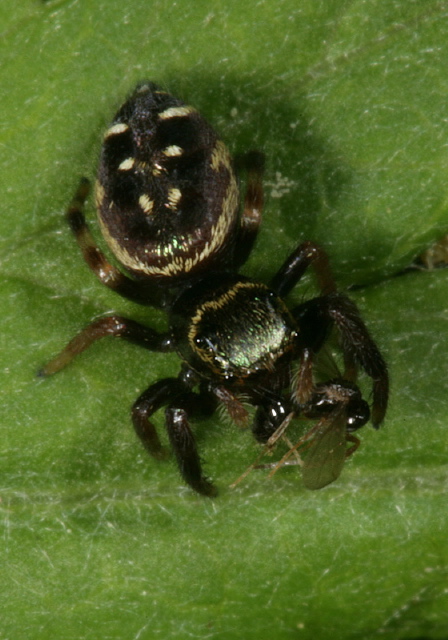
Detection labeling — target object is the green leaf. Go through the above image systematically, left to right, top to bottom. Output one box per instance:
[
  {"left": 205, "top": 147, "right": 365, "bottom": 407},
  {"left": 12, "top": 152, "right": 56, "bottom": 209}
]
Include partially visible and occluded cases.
[{"left": 1, "top": 1, "right": 448, "bottom": 638}]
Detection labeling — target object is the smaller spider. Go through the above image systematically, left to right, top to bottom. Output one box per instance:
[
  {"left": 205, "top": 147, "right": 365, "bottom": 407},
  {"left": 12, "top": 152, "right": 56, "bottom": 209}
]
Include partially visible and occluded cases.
[{"left": 40, "top": 82, "right": 389, "bottom": 496}]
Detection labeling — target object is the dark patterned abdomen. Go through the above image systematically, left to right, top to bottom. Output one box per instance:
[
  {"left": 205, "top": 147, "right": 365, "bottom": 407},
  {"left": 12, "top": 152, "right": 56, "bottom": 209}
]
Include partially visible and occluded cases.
[{"left": 96, "top": 83, "right": 240, "bottom": 281}]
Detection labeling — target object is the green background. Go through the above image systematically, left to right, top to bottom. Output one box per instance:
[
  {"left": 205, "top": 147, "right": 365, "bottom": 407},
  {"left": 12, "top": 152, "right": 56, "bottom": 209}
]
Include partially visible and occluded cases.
[{"left": 1, "top": 1, "right": 448, "bottom": 638}]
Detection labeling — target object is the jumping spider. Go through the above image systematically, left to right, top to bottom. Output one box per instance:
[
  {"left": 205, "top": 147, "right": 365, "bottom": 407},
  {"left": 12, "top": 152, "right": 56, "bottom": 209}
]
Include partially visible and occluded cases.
[{"left": 40, "top": 82, "right": 389, "bottom": 496}]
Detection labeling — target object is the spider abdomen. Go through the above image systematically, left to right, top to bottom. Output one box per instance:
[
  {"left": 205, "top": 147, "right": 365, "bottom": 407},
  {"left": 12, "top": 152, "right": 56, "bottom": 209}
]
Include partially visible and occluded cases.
[{"left": 96, "top": 82, "right": 240, "bottom": 282}]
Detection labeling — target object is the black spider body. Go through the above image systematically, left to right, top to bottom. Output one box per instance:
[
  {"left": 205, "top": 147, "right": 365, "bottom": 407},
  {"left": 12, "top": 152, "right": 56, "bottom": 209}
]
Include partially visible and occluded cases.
[{"left": 41, "top": 82, "right": 389, "bottom": 496}]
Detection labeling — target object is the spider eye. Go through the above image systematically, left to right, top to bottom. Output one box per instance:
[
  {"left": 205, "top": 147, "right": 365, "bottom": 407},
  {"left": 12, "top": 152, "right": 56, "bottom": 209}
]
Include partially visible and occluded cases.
[{"left": 194, "top": 334, "right": 215, "bottom": 354}]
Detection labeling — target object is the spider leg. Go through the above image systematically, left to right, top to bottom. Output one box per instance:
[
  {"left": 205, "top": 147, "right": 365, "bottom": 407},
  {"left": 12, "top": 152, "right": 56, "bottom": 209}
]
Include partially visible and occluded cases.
[
  {"left": 233, "top": 151, "right": 265, "bottom": 268},
  {"left": 67, "top": 178, "right": 167, "bottom": 306},
  {"left": 270, "top": 240, "right": 337, "bottom": 297},
  {"left": 323, "top": 293, "right": 388, "bottom": 427},
  {"left": 292, "top": 294, "right": 388, "bottom": 428},
  {"left": 38, "top": 315, "right": 174, "bottom": 376},
  {"left": 132, "top": 379, "right": 217, "bottom": 497},
  {"left": 132, "top": 379, "right": 179, "bottom": 460},
  {"left": 166, "top": 404, "right": 217, "bottom": 498}
]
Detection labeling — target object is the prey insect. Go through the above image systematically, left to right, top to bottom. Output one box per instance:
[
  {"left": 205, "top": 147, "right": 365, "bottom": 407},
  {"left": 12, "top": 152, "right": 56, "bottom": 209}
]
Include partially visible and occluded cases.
[{"left": 232, "top": 380, "right": 367, "bottom": 490}]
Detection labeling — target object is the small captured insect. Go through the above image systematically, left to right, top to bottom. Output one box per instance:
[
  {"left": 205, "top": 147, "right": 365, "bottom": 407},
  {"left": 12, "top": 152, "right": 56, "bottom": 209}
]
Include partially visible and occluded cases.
[
  {"left": 40, "top": 82, "right": 389, "bottom": 496},
  {"left": 232, "top": 380, "right": 369, "bottom": 490},
  {"left": 279, "top": 381, "right": 367, "bottom": 490}
]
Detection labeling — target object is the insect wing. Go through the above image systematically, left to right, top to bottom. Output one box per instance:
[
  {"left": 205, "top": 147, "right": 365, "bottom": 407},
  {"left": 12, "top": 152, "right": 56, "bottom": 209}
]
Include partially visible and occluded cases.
[{"left": 302, "top": 411, "right": 347, "bottom": 490}]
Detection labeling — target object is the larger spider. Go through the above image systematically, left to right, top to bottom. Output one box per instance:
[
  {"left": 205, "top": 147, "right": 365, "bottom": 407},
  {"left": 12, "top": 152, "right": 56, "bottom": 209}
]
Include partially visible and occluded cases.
[{"left": 40, "top": 82, "right": 389, "bottom": 496}]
